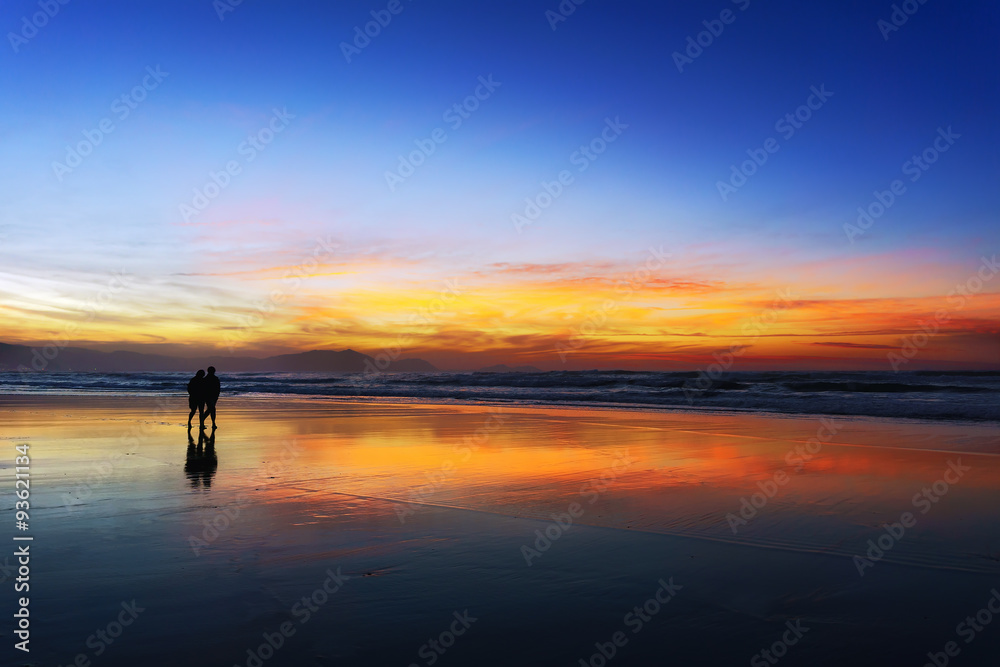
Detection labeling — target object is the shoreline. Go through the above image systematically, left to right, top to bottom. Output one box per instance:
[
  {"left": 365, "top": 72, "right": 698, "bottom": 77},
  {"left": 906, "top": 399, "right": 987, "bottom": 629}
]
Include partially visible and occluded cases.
[
  {"left": 4, "top": 368, "right": 999, "bottom": 425},
  {"left": 4, "top": 389, "right": 1000, "bottom": 427}
]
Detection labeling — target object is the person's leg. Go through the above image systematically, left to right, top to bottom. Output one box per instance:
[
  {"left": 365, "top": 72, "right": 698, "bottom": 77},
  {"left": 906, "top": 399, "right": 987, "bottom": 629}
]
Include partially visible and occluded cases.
[
  {"left": 209, "top": 400, "right": 217, "bottom": 428},
  {"left": 188, "top": 402, "right": 197, "bottom": 426},
  {"left": 198, "top": 402, "right": 207, "bottom": 429}
]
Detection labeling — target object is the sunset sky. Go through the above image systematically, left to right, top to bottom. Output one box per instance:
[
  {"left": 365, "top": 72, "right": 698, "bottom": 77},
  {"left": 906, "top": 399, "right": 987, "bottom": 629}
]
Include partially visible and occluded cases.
[{"left": 1, "top": 0, "right": 997, "bottom": 370}]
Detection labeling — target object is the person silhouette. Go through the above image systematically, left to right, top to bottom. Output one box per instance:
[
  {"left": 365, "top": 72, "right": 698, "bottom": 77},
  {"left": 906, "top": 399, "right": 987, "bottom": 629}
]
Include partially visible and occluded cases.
[
  {"left": 204, "top": 366, "right": 221, "bottom": 429},
  {"left": 187, "top": 370, "right": 206, "bottom": 428},
  {"left": 185, "top": 427, "right": 218, "bottom": 488}
]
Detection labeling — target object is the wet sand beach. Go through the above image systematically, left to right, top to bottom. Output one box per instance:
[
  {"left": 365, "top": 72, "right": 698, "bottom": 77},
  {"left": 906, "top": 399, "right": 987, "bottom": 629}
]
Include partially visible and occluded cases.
[{"left": 4, "top": 395, "right": 1000, "bottom": 666}]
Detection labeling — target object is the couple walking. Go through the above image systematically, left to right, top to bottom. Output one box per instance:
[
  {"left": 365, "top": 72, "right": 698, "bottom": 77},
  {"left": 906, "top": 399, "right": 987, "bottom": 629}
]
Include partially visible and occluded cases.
[{"left": 187, "top": 366, "right": 221, "bottom": 429}]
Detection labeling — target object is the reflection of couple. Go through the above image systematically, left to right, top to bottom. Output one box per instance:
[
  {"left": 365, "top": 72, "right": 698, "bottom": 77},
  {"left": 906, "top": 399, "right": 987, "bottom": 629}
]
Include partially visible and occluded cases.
[
  {"left": 187, "top": 366, "right": 221, "bottom": 429},
  {"left": 185, "top": 427, "right": 217, "bottom": 488}
]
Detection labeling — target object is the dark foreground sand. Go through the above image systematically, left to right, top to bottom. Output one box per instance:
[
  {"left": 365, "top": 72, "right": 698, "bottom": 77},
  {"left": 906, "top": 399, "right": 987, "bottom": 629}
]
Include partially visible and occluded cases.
[{"left": 2, "top": 395, "right": 1000, "bottom": 666}]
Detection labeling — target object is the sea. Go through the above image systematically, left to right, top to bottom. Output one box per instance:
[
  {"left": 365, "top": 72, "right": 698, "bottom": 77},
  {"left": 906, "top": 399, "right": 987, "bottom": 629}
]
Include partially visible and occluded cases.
[{"left": 2, "top": 370, "right": 998, "bottom": 422}]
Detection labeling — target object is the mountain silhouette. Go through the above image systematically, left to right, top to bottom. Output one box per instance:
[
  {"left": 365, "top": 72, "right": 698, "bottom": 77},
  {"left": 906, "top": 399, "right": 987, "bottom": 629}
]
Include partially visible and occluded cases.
[{"left": 0, "top": 343, "right": 436, "bottom": 373}]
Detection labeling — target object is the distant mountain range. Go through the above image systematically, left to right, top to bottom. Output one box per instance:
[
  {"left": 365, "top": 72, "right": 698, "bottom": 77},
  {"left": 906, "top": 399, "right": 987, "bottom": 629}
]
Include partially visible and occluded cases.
[{"left": 0, "top": 343, "right": 437, "bottom": 373}]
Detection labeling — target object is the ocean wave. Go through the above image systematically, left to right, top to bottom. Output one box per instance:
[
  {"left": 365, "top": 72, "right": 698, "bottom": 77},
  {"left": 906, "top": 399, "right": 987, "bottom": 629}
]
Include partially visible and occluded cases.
[
  {"left": 1, "top": 370, "right": 997, "bottom": 422},
  {"left": 781, "top": 381, "right": 992, "bottom": 394}
]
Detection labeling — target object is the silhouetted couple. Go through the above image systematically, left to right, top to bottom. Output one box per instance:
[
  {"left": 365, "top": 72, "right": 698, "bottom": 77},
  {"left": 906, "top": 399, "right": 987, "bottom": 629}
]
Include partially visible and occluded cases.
[{"left": 187, "top": 366, "right": 221, "bottom": 429}]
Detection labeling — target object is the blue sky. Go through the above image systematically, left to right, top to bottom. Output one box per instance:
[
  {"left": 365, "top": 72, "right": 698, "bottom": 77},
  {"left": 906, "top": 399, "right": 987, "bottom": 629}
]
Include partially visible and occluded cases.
[{"left": 1, "top": 0, "right": 997, "bottom": 367}]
